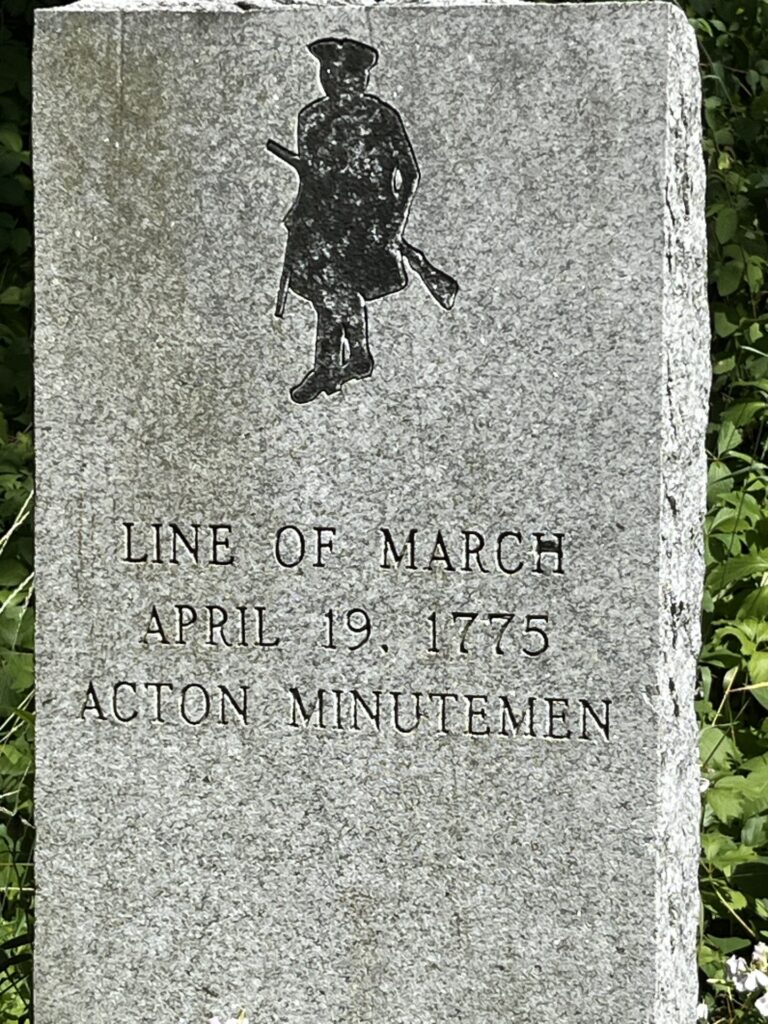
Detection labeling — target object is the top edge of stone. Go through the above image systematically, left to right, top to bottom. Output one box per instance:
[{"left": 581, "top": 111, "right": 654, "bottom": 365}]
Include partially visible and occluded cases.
[{"left": 36, "top": 0, "right": 682, "bottom": 15}]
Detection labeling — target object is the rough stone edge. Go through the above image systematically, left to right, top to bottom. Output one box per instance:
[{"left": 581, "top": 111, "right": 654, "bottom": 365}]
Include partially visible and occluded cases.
[
  {"left": 35, "top": 0, "right": 528, "bottom": 12},
  {"left": 39, "top": 0, "right": 679, "bottom": 15},
  {"left": 657, "top": 4, "right": 709, "bottom": 1022}
]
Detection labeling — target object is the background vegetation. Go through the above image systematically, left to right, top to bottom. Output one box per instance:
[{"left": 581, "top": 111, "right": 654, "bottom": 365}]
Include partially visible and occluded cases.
[
  {"left": 0, "top": 0, "right": 765, "bottom": 1020},
  {"left": 0, "top": 0, "right": 37, "bottom": 1017},
  {"left": 692, "top": 0, "right": 768, "bottom": 1019}
]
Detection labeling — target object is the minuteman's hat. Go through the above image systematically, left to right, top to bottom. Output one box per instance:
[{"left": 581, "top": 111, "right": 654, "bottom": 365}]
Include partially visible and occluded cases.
[{"left": 308, "top": 37, "right": 378, "bottom": 73}]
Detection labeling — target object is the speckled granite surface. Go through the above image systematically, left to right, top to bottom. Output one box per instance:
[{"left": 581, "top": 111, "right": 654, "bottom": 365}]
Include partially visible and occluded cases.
[{"left": 33, "top": 3, "right": 707, "bottom": 1022}]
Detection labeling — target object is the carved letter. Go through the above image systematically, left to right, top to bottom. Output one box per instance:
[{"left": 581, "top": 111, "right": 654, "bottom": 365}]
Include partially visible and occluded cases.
[{"left": 380, "top": 528, "right": 417, "bottom": 569}]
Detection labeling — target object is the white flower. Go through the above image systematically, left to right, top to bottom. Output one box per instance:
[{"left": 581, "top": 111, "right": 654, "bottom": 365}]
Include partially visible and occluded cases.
[
  {"left": 699, "top": 777, "right": 711, "bottom": 793},
  {"left": 754, "top": 943, "right": 768, "bottom": 964},
  {"left": 724, "top": 954, "right": 768, "bottom": 993},
  {"left": 727, "top": 954, "right": 750, "bottom": 991},
  {"left": 745, "top": 969, "right": 768, "bottom": 992},
  {"left": 756, "top": 991, "right": 768, "bottom": 1019},
  {"left": 696, "top": 1001, "right": 709, "bottom": 1020},
  {"left": 209, "top": 1018, "right": 223, "bottom": 1024}
]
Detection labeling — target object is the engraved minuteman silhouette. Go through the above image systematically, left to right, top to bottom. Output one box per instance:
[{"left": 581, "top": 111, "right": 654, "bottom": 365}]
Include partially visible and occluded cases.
[{"left": 267, "top": 37, "right": 459, "bottom": 405}]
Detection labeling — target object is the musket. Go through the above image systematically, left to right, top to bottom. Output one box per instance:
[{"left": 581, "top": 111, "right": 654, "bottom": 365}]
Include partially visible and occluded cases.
[
  {"left": 266, "top": 139, "right": 459, "bottom": 312},
  {"left": 267, "top": 139, "right": 304, "bottom": 173},
  {"left": 267, "top": 141, "right": 302, "bottom": 317},
  {"left": 400, "top": 239, "right": 458, "bottom": 311},
  {"left": 275, "top": 266, "right": 290, "bottom": 319}
]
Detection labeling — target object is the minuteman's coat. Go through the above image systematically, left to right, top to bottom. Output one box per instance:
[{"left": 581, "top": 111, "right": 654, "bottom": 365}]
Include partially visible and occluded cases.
[{"left": 282, "top": 91, "right": 419, "bottom": 307}]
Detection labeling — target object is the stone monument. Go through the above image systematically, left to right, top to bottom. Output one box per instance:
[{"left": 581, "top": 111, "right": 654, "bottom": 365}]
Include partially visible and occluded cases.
[{"left": 33, "top": 1, "right": 708, "bottom": 1021}]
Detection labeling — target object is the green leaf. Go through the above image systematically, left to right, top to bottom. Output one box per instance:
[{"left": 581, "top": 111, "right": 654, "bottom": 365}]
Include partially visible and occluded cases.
[
  {"left": 0, "top": 126, "right": 22, "bottom": 153},
  {"left": 716, "top": 207, "right": 739, "bottom": 244},
  {"left": 746, "top": 259, "right": 764, "bottom": 294},
  {"left": 717, "top": 261, "right": 743, "bottom": 297},
  {"left": 714, "top": 311, "right": 740, "bottom": 338},
  {"left": 713, "top": 355, "right": 736, "bottom": 374},
  {"left": 723, "top": 402, "right": 766, "bottom": 427},
  {"left": 717, "top": 420, "right": 742, "bottom": 454},
  {"left": 708, "top": 459, "right": 733, "bottom": 499},
  {"left": 707, "top": 552, "right": 768, "bottom": 593},
  {"left": 0, "top": 558, "right": 29, "bottom": 587},
  {"left": 738, "top": 589, "right": 768, "bottom": 621},
  {"left": 748, "top": 653, "right": 768, "bottom": 685},
  {"left": 746, "top": 682, "right": 768, "bottom": 712},
  {"left": 701, "top": 726, "right": 738, "bottom": 770},
  {"left": 707, "top": 785, "right": 743, "bottom": 823},
  {"left": 742, "top": 816, "right": 768, "bottom": 847},
  {"left": 708, "top": 936, "right": 752, "bottom": 954}
]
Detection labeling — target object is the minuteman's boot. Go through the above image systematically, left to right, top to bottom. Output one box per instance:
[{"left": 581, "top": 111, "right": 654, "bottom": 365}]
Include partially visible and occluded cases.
[
  {"left": 340, "top": 320, "right": 374, "bottom": 384},
  {"left": 290, "top": 321, "right": 342, "bottom": 404}
]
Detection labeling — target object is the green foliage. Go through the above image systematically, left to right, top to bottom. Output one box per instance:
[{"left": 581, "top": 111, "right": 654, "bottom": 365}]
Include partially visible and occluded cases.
[
  {"left": 0, "top": 0, "right": 35, "bottom": 1019},
  {"left": 0, "top": 0, "right": 763, "bottom": 1020},
  {"left": 689, "top": 0, "right": 768, "bottom": 1019}
]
